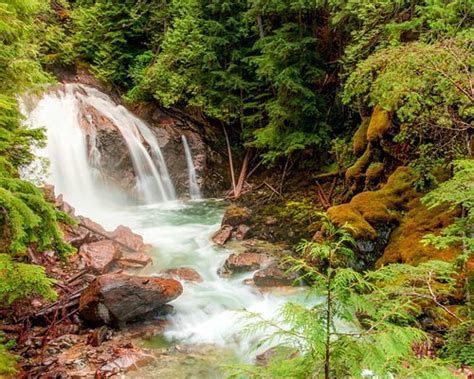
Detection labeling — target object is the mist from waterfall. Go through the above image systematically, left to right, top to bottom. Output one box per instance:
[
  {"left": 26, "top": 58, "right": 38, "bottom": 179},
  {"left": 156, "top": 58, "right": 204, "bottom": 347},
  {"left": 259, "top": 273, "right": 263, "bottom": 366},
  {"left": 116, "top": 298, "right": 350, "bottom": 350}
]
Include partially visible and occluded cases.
[
  {"left": 24, "top": 84, "right": 176, "bottom": 215},
  {"left": 182, "top": 135, "right": 201, "bottom": 200}
]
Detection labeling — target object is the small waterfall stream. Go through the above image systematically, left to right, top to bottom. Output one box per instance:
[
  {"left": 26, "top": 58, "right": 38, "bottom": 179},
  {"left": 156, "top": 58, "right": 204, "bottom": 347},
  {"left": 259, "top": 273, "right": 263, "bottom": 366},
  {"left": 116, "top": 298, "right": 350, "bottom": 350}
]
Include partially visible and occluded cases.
[{"left": 182, "top": 135, "right": 201, "bottom": 200}]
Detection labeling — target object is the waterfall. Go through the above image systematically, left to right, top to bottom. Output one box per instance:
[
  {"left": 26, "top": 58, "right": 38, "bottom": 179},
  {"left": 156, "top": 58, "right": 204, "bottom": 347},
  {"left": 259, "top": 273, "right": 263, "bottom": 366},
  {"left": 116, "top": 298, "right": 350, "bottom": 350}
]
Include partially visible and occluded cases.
[
  {"left": 23, "top": 83, "right": 176, "bottom": 214},
  {"left": 181, "top": 135, "right": 201, "bottom": 200}
]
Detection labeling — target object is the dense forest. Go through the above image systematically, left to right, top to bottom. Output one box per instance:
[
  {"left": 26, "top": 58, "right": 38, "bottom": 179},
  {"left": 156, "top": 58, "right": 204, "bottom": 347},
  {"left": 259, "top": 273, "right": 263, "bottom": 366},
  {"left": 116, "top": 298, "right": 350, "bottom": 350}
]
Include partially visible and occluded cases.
[{"left": 1, "top": 0, "right": 473, "bottom": 377}]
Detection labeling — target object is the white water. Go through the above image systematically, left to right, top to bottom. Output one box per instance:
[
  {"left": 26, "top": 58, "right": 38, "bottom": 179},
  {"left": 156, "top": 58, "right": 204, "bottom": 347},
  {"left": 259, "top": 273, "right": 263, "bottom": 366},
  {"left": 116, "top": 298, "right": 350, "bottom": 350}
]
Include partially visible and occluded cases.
[
  {"left": 24, "top": 84, "right": 175, "bottom": 214},
  {"left": 24, "top": 85, "right": 305, "bottom": 373},
  {"left": 182, "top": 135, "right": 201, "bottom": 200}
]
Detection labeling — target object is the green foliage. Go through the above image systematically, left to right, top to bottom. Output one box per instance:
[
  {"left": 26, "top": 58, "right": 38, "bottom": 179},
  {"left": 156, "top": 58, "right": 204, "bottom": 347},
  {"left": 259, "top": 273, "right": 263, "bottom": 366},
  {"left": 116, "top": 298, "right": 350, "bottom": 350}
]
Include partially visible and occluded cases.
[
  {"left": 331, "top": 0, "right": 473, "bottom": 70},
  {"left": 343, "top": 34, "right": 473, "bottom": 168},
  {"left": 422, "top": 159, "right": 474, "bottom": 253},
  {"left": 0, "top": 178, "right": 75, "bottom": 256},
  {"left": 232, "top": 218, "right": 457, "bottom": 378},
  {"left": 0, "top": 253, "right": 57, "bottom": 305},
  {"left": 440, "top": 321, "right": 474, "bottom": 366},
  {"left": 0, "top": 336, "right": 17, "bottom": 375}
]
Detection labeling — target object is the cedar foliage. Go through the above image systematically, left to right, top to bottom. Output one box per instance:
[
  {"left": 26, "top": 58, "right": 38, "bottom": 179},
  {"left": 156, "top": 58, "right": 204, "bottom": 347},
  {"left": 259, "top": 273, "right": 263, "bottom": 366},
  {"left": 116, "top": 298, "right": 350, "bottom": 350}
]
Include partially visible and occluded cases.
[{"left": 231, "top": 219, "right": 459, "bottom": 378}]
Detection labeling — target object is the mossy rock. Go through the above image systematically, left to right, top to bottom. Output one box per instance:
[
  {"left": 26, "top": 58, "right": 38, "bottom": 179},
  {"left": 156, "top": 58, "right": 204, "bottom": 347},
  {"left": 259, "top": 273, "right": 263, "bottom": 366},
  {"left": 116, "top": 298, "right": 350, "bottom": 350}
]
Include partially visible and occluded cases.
[
  {"left": 367, "top": 105, "right": 391, "bottom": 142},
  {"left": 352, "top": 118, "right": 370, "bottom": 156},
  {"left": 345, "top": 144, "right": 373, "bottom": 193},
  {"left": 365, "top": 162, "right": 385, "bottom": 188},
  {"left": 328, "top": 167, "right": 417, "bottom": 239},
  {"left": 377, "top": 199, "right": 460, "bottom": 266},
  {"left": 221, "top": 204, "right": 251, "bottom": 227}
]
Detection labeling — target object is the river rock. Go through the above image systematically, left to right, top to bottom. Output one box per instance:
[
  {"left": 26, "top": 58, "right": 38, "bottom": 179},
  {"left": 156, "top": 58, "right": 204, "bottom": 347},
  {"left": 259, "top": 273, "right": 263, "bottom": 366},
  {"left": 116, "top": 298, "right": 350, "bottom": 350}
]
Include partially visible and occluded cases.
[
  {"left": 221, "top": 205, "right": 251, "bottom": 227},
  {"left": 235, "top": 224, "right": 251, "bottom": 240},
  {"left": 110, "top": 225, "right": 151, "bottom": 253},
  {"left": 212, "top": 225, "right": 233, "bottom": 245},
  {"left": 79, "top": 240, "right": 121, "bottom": 274},
  {"left": 219, "top": 252, "right": 274, "bottom": 276},
  {"left": 253, "top": 263, "right": 299, "bottom": 287},
  {"left": 164, "top": 267, "right": 203, "bottom": 283},
  {"left": 79, "top": 274, "right": 182, "bottom": 326}
]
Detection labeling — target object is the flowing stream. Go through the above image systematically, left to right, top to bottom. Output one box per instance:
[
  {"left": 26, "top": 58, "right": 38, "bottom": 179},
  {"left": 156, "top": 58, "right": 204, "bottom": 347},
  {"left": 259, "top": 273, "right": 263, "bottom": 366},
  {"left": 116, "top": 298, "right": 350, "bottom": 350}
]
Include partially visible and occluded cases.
[{"left": 23, "top": 85, "right": 306, "bottom": 376}]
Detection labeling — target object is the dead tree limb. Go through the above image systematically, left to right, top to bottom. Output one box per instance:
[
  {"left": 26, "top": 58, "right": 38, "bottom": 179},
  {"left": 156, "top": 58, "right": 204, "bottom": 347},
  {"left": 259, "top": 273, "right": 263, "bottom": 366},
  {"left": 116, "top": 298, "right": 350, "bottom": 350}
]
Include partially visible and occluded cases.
[
  {"left": 234, "top": 149, "right": 251, "bottom": 198},
  {"left": 263, "top": 181, "right": 283, "bottom": 198}
]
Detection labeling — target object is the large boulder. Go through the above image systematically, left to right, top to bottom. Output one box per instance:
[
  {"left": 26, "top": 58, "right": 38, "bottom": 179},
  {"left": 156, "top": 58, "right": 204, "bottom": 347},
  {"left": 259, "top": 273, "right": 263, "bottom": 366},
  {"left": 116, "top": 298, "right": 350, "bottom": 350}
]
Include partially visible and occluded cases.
[
  {"left": 79, "top": 240, "right": 121, "bottom": 274},
  {"left": 219, "top": 252, "right": 274, "bottom": 277},
  {"left": 79, "top": 274, "right": 182, "bottom": 326}
]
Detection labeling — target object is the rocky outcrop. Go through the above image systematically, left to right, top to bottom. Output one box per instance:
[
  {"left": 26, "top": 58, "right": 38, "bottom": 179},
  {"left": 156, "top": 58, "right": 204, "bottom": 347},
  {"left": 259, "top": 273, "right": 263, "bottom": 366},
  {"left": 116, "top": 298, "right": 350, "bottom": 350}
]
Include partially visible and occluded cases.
[
  {"left": 212, "top": 205, "right": 252, "bottom": 246},
  {"left": 79, "top": 274, "right": 182, "bottom": 326}
]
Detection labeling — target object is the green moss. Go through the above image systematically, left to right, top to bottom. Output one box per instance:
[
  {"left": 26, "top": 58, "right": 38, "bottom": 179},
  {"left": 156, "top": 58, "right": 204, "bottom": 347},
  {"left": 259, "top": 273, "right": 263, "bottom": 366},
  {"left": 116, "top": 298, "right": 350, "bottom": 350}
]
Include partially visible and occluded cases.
[
  {"left": 367, "top": 105, "right": 391, "bottom": 142},
  {"left": 352, "top": 118, "right": 370, "bottom": 156},
  {"left": 345, "top": 144, "right": 373, "bottom": 193},
  {"left": 365, "top": 162, "right": 385, "bottom": 188},
  {"left": 328, "top": 167, "right": 417, "bottom": 239},
  {"left": 377, "top": 199, "right": 460, "bottom": 266}
]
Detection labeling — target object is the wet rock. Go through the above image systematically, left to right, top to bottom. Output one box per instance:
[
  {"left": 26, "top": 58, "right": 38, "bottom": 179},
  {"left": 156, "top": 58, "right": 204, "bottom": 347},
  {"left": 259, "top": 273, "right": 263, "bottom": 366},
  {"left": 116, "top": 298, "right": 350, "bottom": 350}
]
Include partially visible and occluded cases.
[
  {"left": 221, "top": 205, "right": 251, "bottom": 227},
  {"left": 235, "top": 224, "right": 251, "bottom": 241},
  {"left": 110, "top": 225, "right": 151, "bottom": 253},
  {"left": 212, "top": 225, "right": 233, "bottom": 246},
  {"left": 79, "top": 240, "right": 121, "bottom": 274},
  {"left": 118, "top": 252, "right": 152, "bottom": 269},
  {"left": 219, "top": 252, "right": 274, "bottom": 276},
  {"left": 253, "top": 263, "right": 299, "bottom": 287},
  {"left": 164, "top": 267, "right": 203, "bottom": 283},
  {"left": 79, "top": 274, "right": 183, "bottom": 326},
  {"left": 87, "top": 326, "right": 112, "bottom": 347}
]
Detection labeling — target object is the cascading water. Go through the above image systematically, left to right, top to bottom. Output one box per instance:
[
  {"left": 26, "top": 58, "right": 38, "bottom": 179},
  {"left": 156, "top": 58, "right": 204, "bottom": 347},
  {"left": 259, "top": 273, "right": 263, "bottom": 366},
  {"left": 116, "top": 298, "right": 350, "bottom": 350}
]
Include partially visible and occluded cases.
[
  {"left": 23, "top": 84, "right": 303, "bottom": 376},
  {"left": 24, "top": 84, "right": 175, "bottom": 212},
  {"left": 181, "top": 135, "right": 201, "bottom": 200}
]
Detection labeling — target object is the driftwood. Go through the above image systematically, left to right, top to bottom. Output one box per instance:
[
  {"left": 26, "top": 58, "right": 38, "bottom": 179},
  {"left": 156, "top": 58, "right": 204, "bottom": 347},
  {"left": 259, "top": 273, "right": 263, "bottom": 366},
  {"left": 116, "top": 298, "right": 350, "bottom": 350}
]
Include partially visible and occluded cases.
[{"left": 263, "top": 181, "right": 283, "bottom": 198}]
